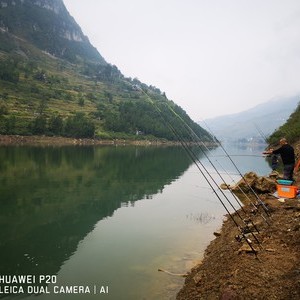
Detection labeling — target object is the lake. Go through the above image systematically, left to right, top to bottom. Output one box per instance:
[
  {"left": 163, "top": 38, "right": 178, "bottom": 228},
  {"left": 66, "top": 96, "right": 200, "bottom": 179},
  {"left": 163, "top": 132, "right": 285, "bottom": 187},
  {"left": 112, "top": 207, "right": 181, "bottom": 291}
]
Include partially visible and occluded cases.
[{"left": 0, "top": 143, "right": 271, "bottom": 299}]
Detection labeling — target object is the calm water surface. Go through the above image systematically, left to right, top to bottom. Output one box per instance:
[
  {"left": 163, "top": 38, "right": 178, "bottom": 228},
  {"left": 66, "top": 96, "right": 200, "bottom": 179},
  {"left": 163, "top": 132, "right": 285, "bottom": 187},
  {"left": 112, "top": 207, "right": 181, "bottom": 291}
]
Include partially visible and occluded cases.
[{"left": 0, "top": 144, "right": 271, "bottom": 299}]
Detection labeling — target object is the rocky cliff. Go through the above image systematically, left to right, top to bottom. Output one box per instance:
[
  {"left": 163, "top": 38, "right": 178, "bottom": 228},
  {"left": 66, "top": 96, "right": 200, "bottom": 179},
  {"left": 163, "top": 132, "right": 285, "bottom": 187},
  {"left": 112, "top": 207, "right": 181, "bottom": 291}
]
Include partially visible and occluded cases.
[{"left": 0, "top": 0, "right": 105, "bottom": 63}]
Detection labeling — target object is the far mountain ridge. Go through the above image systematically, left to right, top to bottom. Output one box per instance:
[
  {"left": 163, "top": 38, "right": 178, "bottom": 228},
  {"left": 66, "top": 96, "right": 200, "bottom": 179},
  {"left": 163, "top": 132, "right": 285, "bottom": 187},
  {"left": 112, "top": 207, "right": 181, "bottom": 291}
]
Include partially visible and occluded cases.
[{"left": 199, "top": 96, "right": 299, "bottom": 142}]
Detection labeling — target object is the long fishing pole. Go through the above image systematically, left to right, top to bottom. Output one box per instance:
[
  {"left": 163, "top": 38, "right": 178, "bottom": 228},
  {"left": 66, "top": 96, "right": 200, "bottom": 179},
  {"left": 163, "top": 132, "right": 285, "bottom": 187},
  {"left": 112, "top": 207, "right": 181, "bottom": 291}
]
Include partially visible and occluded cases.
[
  {"left": 122, "top": 81, "right": 260, "bottom": 251},
  {"left": 133, "top": 85, "right": 261, "bottom": 252},
  {"left": 155, "top": 98, "right": 266, "bottom": 221},
  {"left": 154, "top": 99, "right": 269, "bottom": 242},
  {"left": 156, "top": 101, "right": 264, "bottom": 244},
  {"left": 163, "top": 116, "right": 260, "bottom": 252},
  {"left": 202, "top": 121, "right": 271, "bottom": 217},
  {"left": 253, "top": 123, "right": 270, "bottom": 146},
  {"left": 254, "top": 123, "right": 279, "bottom": 171},
  {"left": 187, "top": 132, "right": 270, "bottom": 226},
  {"left": 183, "top": 135, "right": 261, "bottom": 234},
  {"left": 194, "top": 135, "right": 270, "bottom": 228},
  {"left": 196, "top": 145, "right": 262, "bottom": 241},
  {"left": 210, "top": 154, "right": 265, "bottom": 158},
  {"left": 215, "top": 160, "right": 270, "bottom": 226}
]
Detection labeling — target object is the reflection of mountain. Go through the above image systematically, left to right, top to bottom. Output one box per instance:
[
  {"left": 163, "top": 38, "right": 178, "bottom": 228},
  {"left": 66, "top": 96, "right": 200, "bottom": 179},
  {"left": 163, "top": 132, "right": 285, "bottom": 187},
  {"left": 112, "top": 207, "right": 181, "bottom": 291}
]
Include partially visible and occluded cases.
[{"left": 0, "top": 146, "right": 201, "bottom": 280}]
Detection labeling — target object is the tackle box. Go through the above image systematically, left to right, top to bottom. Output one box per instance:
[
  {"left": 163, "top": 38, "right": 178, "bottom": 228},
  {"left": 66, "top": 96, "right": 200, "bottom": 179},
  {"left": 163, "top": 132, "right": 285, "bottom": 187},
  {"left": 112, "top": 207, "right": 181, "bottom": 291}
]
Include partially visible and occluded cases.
[{"left": 276, "top": 184, "right": 298, "bottom": 198}]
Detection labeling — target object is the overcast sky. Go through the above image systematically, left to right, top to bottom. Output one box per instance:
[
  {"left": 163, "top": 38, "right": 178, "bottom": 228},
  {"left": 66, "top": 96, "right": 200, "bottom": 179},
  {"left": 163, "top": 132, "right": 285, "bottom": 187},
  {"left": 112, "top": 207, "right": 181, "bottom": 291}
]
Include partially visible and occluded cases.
[{"left": 63, "top": 0, "right": 300, "bottom": 121}]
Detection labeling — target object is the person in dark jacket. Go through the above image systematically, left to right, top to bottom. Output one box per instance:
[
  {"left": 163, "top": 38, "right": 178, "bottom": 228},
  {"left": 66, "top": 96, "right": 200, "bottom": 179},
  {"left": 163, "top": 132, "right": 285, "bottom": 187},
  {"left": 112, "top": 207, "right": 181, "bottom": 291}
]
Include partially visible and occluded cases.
[{"left": 266, "top": 138, "right": 295, "bottom": 180}]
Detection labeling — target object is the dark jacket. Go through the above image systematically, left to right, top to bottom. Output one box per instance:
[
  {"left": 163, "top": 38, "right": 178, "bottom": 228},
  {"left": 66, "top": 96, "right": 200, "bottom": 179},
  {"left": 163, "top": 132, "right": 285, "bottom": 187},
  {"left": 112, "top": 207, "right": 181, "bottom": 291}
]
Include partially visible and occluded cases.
[{"left": 273, "top": 144, "right": 295, "bottom": 165}]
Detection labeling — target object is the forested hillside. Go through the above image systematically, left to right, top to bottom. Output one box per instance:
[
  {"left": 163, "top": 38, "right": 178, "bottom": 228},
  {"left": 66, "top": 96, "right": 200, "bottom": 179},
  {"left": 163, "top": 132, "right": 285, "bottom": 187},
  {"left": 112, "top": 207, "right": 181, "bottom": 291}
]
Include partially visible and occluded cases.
[
  {"left": 0, "top": 0, "right": 212, "bottom": 142},
  {"left": 268, "top": 102, "right": 300, "bottom": 145}
]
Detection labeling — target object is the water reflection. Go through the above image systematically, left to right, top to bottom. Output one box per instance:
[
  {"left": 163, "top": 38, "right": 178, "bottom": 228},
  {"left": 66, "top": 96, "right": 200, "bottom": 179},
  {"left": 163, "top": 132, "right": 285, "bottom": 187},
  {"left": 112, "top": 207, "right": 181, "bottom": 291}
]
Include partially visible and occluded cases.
[{"left": 0, "top": 145, "right": 201, "bottom": 284}]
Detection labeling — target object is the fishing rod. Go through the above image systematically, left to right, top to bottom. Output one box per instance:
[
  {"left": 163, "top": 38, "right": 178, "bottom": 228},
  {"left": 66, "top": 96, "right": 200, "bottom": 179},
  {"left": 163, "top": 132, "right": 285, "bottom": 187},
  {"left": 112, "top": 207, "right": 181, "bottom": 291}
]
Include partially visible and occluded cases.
[
  {"left": 122, "top": 81, "right": 261, "bottom": 250},
  {"left": 131, "top": 85, "right": 261, "bottom": 251},
  {"left": 155, "top": 98, "right": 267, "bottom": 220},
  {"left": 155, "top": 101, "right": 270, "bottom": 242},
  {"left": 156, "top": 101, "right": 265, "bottom": 242},
  {"left": 162, "top": 114, "right": 261, "bottom": 252},
  {"left": 202, "top": 121, "right": 271, "bottom": 218},
  {"left": 253, "top": 123, "right": 271, "bottom": 146},
  {"left": 254, "top": 123, "right": 280, "bottom": 171},
  {"left": 256, "top": 123, "right": 300, "bottom": 174},
  {"left": 185, "top": 130, "right": 271, "bottom": 226},
  {"left": 197, "top": 139, "right": 271, "bottom": 228},
  {"left": 197, "top": 140, "right": 268, "bottom": 228},
  {"left": 203, "top": 151, "right": 262, "bottom": 237},
  {"left": 210, "top": 154, "right": 265, "bottom": 158},
  {"left": 215, "top": 160, "right": 270, "bottom": 226}
]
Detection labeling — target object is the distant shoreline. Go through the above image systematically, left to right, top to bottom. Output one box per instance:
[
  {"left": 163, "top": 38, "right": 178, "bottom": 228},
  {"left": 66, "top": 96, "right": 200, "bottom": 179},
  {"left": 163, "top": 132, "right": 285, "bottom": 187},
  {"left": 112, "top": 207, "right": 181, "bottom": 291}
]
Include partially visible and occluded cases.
[
  {"left": 0, "top": 134, "right": 218, "bottom": 147},
  {"left": 0, "top": 134, "right": 178, "bottom": 146}
]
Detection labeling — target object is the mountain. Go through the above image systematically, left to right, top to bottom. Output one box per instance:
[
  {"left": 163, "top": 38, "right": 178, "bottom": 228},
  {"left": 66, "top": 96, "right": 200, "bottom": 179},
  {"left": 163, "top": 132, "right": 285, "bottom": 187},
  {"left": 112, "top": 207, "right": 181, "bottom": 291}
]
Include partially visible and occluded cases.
[
  {"left": 0, "top": 0, "right": 212, "bottom": 142},
  {"left": 0, "top": 0, "right": 105, "bottom": 63},
  {"left": 199, "top": 96, "right": 299, "bottom": 142}
]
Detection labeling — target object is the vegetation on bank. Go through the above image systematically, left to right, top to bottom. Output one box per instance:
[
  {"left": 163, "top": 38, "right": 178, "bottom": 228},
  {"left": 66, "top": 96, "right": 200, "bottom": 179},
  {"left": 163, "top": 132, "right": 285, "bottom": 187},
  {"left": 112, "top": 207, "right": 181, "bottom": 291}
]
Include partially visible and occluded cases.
[
  {"left": 0, "top": 7, "right": 211, "bottom": 142},
  {"left": 0, "top": 33, "right": 211, "bottom": 142},
  {"left": 268, "top": 102, "right": 300, "bottom": 145}
]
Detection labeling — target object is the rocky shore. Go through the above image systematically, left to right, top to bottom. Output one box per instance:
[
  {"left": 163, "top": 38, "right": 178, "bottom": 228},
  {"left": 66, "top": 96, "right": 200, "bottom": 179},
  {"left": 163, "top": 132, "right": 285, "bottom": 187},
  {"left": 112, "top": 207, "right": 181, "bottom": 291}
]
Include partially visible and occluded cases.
[
  {"left": 0, "top": 134, "right": 175, "bottom": 146},
  {"left": 0, "top": 134, "right": 218, "bottom": 147},
  {"left": 177, "top": 143, "right": 300, "bottom": 300}
]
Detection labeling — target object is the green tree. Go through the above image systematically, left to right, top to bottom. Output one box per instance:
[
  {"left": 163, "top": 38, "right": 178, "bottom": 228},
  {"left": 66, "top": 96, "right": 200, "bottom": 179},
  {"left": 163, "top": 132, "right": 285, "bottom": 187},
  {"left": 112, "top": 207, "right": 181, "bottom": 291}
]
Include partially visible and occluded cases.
[
  {"left": 0, "top": 61, "right": 19, "bottom": 83},
  {"left": 0, "top": 104, "right": 8, "bottom": 116},
  {"left": 64, "top": 112, "right": 95, "bottom": 138},
  {"left": 31, "top": 115, "right": 47, "bottom": 135},
  {"left": 48, "top": 115, "right": 63, "bottom": 135},
  {"left": 5, "top": 116, "right": 16, "bottom": 134}
]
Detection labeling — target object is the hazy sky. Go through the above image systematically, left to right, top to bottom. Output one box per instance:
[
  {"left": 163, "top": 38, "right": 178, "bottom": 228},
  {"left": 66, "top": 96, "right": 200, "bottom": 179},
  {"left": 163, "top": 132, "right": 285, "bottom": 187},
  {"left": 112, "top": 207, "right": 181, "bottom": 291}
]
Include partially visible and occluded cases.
[{"left": 63, "top": 0, "right": 300, "bottom": 121}]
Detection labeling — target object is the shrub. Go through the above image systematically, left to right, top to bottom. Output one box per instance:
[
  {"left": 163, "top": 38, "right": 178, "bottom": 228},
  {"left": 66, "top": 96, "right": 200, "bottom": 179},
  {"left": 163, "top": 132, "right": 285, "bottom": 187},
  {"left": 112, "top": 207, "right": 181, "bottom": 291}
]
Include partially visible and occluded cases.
[{"left": 64, "top": 112, "right": 95, "bottom": 138}]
